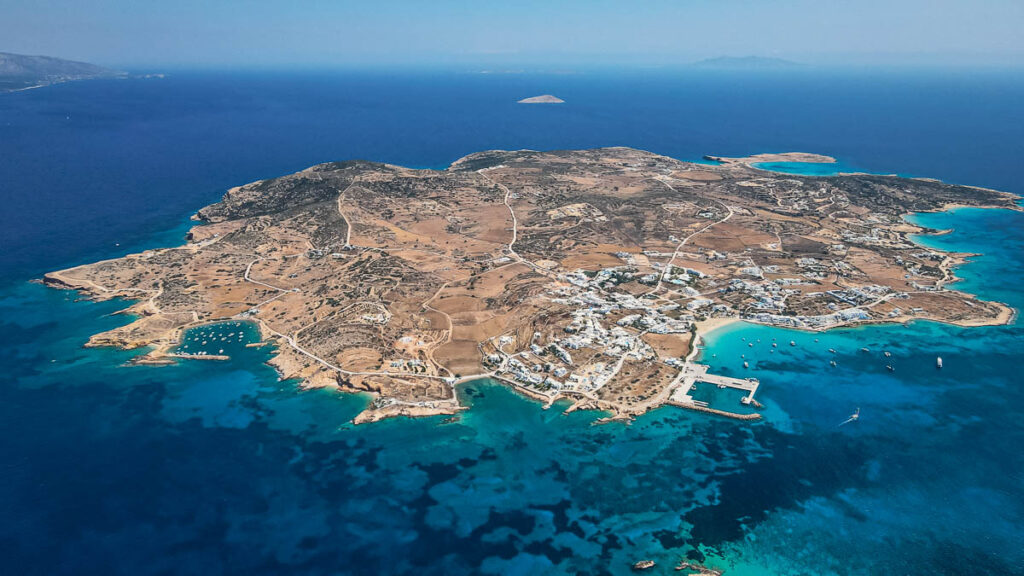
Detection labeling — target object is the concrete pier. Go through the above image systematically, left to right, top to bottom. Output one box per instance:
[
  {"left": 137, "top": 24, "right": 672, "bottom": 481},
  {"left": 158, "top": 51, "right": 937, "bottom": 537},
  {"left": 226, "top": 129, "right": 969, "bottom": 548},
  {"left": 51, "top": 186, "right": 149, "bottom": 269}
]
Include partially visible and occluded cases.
[
  {"left": 669, "top": 362, "right": 761, "bottom": 415},
  {"left": 668, "top": 363, "right": 709, "bottom": 403},
  {"left": 699, "top": 372, "right": 760, "bottom": 405}
]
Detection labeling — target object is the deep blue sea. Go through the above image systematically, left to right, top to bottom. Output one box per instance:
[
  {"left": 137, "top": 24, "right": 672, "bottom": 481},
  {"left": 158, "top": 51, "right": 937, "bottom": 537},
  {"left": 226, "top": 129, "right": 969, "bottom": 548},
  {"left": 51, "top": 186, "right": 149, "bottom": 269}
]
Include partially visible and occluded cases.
[{"left": 1, "top": 69, "right": 1023, "bottom": 575}]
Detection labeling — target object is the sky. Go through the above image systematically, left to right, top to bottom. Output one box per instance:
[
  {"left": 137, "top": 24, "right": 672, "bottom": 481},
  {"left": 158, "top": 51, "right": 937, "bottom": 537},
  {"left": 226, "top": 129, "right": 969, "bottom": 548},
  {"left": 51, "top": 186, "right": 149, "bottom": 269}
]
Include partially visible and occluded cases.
[{"left": 1, "top": 0, "right": 1023, "bottom": 69}]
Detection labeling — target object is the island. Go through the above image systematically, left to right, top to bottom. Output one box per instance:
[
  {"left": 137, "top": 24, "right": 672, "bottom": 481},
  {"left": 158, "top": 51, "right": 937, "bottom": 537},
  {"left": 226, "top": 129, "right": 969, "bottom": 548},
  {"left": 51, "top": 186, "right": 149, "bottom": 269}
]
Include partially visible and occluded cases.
[
  {"left": 0, "top": 51, "right": 122, "bottom": 93},
  {"left": 692, "top": 56, "right": 802, "bottom": 70},
  {"left": 518, "top": 94, "right": 565, "bottom": 104},
  {"left": 44, "top": 148, "right": 1019, "bottom": 423}
]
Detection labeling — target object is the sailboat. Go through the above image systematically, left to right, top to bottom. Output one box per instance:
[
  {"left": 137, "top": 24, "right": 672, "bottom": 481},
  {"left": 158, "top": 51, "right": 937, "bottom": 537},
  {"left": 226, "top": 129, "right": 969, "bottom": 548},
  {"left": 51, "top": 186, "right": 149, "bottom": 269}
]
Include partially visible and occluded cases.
[{"left": 838, "top": 407, "right": 860, "bottom": 427}]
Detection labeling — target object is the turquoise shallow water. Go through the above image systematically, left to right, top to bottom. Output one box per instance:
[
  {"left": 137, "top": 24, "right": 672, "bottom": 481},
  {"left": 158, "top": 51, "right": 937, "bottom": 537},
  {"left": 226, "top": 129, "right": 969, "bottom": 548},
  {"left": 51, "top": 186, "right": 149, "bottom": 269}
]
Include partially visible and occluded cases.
[
  {"left": 2, "top": 72, "right": 1024, "bottom": 575},
  {"left": 751, "top": 160, "right": 857, "bottom": 176},
  {"left": 3, "top": 209, "right": 1021, "bottom": 576}
]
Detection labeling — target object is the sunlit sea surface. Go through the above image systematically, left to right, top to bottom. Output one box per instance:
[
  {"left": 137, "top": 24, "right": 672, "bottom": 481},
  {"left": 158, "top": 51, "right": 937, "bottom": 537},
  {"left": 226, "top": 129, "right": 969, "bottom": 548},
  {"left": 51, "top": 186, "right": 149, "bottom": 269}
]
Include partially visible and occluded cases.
[{"left": 1, "top": 69, "right": 1022, "bottom": 575}]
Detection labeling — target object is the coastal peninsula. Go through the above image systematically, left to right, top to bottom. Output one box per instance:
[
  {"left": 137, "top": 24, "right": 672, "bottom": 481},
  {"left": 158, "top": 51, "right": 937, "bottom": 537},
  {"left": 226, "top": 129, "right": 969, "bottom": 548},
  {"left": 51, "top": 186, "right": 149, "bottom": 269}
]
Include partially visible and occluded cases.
[
  {"left": 0, "top": 52, "right": 122, "bottom": 93},
  {"left": 45, "top": 148, "right": 1019, "bottom": 423}
]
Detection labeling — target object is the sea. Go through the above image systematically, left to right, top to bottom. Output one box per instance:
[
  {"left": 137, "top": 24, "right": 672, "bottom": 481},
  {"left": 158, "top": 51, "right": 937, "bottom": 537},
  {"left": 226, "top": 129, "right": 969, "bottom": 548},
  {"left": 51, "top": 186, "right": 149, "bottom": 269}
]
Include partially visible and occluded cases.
[{"left": 1, "top": 68, "right": 1023, "bottom": 575}]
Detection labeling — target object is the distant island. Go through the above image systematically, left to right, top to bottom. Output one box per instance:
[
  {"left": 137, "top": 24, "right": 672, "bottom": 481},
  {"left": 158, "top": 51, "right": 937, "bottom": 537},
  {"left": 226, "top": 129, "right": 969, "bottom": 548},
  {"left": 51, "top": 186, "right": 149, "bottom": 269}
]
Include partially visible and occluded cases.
[
  {"left": 0, "top": 51, "right": 122, "bottom": 93},
  {"left": 692, "top": 56, "right": 802, "bottom": 70},
  {"left": 518, "top": 94, "right": 565, "bottom": 104},
  {"left": 44, "top": 148, "right": 1019, "bottom": 424}
]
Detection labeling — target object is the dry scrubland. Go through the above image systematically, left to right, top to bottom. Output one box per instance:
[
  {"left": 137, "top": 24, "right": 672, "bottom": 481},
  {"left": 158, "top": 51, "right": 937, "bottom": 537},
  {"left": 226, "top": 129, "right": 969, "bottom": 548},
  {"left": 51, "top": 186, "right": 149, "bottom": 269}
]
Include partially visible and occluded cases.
[{"left": 46, "top": 148, "right": 1019, "bottom": 422}]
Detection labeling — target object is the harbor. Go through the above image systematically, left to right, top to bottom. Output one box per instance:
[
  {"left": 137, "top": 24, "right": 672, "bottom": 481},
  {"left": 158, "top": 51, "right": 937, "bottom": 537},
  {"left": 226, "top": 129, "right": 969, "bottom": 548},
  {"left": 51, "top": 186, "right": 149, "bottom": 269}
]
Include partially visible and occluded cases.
[{"left": 668, "top": 362, "right": 762, "bottom": 420}]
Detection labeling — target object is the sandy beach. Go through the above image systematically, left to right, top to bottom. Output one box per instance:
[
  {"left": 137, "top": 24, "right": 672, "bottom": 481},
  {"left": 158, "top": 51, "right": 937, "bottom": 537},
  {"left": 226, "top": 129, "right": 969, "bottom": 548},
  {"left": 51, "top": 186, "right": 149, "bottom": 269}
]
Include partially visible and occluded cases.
[{"left": 694, "top": 316, "right": 743, "bottom": 337}]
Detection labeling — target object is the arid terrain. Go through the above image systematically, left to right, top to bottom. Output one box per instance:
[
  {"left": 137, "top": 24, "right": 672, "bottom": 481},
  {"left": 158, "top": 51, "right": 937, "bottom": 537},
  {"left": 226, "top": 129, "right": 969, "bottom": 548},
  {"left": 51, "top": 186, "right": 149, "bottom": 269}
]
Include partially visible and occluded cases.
[
  {"left": 0, "top": 51, "right": 123, "bottom": 93},
  {"left": 45, "top": 148, "right": 1019, "bottom": 423}
]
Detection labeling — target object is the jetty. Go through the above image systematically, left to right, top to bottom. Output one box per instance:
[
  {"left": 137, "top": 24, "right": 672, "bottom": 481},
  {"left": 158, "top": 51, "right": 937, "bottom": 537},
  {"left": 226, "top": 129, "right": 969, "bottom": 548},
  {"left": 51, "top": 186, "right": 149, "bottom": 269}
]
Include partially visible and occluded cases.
[{"left": 667, "top": 362, "right": 762, "bottom": 420}]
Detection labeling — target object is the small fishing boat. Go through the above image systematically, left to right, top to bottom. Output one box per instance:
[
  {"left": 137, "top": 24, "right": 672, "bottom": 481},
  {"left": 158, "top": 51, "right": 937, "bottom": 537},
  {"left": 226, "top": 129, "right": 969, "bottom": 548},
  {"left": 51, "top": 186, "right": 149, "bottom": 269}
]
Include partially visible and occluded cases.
[{"left": 936, "top": 356, "right": 943, "bottom": 369}]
